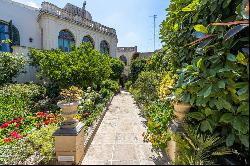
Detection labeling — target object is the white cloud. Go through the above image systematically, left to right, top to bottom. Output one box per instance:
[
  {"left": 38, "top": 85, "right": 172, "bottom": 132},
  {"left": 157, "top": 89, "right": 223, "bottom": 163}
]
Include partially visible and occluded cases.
[{"left": 12, "top": 0, "right": 40, "bottom": 8}]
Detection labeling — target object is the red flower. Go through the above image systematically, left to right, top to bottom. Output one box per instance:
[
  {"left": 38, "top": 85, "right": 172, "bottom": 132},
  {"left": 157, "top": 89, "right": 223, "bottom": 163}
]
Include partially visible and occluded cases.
[
  {"left": 48, "top": 114, "right": 55, "bottom": 118},
  {"left": 17, "top": 118, "right": 23, "bottom": 122},
  {"left": 10, "top": 120, "right": 17, "bottom": 124},
  {"left": 44, "top": 120, "right": 50, "bottom": 125},
  {"left": 2, "top": 122, "right": 9, "bottom": 128},
  {"left": 16, "top": 123, "right": 20, "bottom": 127},
  {"left": 35, "top": 123, "right": 41, "bottom": 126},
  {"left": 4, "top": 138, "right": 12, "bottom": 143}
]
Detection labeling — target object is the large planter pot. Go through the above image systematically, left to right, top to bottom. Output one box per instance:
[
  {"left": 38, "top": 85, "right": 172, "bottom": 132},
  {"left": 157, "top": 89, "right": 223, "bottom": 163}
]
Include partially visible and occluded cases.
[
  {"left": 57, "top": 101, "right": 80, "bottom": 129},
  {"left": 173, "top": 102, "right": 191, "bottom": 122}
]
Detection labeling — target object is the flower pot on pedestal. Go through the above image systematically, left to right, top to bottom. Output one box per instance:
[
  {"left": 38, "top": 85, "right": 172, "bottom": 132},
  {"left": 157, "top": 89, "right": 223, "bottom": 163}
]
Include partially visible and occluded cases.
[
  {"left": 53, "top": 86, "right": 85, "bottom": 165},
  {"left": 57, "top": 101, "right": 80, "bottom": 129},
  {"left": 173, "top": 102, "right": 191, "bottom": 122}
]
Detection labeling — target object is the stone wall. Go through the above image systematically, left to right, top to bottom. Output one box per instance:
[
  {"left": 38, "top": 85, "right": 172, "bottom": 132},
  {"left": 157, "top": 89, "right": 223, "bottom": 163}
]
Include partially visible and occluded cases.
[{"left": 116, "top": 46, "right": 137, "bottom": 75}]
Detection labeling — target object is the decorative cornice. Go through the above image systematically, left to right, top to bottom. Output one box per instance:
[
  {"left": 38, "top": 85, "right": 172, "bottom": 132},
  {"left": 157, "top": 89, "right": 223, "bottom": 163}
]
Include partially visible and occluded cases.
[
  {"left": 38, "top": 2, "right": 117, "bottom": 39},
  {"left": 117, "top": 46, "right": 137, "bottom": 52}
]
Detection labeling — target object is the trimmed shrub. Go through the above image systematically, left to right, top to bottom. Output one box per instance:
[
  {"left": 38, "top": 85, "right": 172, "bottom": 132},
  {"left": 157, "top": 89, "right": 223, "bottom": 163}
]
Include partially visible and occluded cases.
[
  {"left": 29, "top": 43, "right": 112, "bottom": 89},
  {"left": 131, "top": 71, "right": 162, "bottom": 103},
  {"left": 100, "top": 79, "right": 120, "bottom": 93}
]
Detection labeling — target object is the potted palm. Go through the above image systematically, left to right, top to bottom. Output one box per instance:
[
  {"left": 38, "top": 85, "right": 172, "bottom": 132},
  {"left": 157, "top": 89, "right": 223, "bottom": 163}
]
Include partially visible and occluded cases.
[{"left": 57, "top": 86, "right": 83, "bottom": 128}]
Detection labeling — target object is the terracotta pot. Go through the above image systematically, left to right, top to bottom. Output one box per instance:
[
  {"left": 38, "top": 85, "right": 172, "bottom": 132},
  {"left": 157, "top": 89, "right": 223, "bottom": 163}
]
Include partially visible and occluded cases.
[
  {"left": 57, "top": 101, "right": 80, "bottom": 128},
  {"left": 173, "top": 102, "right": 191, "bottom": 122}
]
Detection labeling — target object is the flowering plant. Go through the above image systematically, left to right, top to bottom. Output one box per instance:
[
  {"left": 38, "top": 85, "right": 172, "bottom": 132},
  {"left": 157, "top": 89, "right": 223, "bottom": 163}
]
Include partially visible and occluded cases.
[
  {"left": 58, "top": 86, "right": 83, "bottom": 103},
  {"left": 0, "top": 112, "right": 62, "bottom": 144}
]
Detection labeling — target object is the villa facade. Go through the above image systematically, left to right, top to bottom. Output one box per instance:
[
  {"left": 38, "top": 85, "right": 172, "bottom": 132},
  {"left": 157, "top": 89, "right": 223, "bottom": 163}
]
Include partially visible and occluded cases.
[{"left": 0, "top": 0, "right": 118, "bottom": 82}]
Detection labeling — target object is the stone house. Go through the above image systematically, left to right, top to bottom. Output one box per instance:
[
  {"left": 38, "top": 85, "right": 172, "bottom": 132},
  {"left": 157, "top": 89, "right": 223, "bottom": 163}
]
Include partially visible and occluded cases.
[{"left": 0, "top": 0, "right": 118, "bottom": 82}]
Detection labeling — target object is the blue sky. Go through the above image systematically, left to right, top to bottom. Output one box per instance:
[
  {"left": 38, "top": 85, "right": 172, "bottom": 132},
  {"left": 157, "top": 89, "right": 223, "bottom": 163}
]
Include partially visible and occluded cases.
[{"left": 13, "top": 0, "right": 170, "bottom": 52}]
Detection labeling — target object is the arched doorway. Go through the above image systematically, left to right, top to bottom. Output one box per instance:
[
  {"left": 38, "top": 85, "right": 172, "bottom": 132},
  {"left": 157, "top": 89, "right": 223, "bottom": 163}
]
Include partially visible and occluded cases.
[
  {"left": 58, "top": 29, "right": 75, "bottom": 52},
  {"left": 119, "top": 55, "right": 128, "bottom": 65}
]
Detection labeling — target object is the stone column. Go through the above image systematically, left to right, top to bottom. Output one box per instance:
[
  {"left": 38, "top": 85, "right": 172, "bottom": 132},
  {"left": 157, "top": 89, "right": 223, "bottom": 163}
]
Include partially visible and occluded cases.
[
  {"left": 166, "top": 102, "right": 191, "bottom": 162},
  {"left": 166, "top": 120, "right": 182, "bottom": 161}
]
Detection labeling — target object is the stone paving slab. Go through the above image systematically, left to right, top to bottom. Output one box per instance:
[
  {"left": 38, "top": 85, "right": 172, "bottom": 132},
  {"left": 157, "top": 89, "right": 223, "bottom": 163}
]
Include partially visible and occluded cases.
[{"left": 81, "top": 90, "right": 169, "bottom": 165}]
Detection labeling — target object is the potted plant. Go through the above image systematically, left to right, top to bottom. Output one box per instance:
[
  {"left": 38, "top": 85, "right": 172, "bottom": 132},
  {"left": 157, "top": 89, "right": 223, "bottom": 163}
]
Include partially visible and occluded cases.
[
  {"left": 57, "top": 86, "right": 83, "bottom": 128},
  {"left": 167, "top": 91, "right": 191, "bottom": 123}
]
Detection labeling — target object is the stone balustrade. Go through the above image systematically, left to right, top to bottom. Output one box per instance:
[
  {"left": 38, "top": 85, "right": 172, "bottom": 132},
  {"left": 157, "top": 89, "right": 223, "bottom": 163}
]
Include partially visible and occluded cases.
[{"left": 39, "top": 2, "right": 117, "bottom": 37}]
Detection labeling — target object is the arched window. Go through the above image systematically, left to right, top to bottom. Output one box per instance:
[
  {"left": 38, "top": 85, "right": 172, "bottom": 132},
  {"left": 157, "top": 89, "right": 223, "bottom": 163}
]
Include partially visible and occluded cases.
[
  {"left": 0, "top": 20, "right": 20, "bottom": 52},
  {"left": 58, "top": 30, "right": 75, "bottom": 52},
  {"left": 82, "top": 35, "right": 94, "bottom": 48},
  {"left": 100, "top": 40, "right": 109, "bottom": 55},
  {"left": 119, "top": 55, "right": 127, "bottom": 65}
]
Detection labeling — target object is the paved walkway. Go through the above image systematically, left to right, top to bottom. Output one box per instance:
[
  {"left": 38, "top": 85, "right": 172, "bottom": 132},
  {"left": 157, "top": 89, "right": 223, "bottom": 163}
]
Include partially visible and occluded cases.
[{"left": 81, "top": 90, "right": 168, "bottom": 165}]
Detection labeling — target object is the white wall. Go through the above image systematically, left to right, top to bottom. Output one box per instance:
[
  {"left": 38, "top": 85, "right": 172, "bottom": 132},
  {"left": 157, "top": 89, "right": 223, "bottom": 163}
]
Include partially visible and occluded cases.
[
  {"left": 0, "top": 0, "right": 41, "bottom": 49},
  {"left": 0, "top": 0, "right": 118, "bottom": 83},
  {"left": 39, "top": 15, "right": 118, "bottom": 57},
  {"left": 12, "top": 46, "right": 39, "bottom": 83}
]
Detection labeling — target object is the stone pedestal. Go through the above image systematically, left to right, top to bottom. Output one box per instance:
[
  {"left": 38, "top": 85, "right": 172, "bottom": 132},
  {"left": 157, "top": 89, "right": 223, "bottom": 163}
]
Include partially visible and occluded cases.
[
  {"left": 166, "top": 120, "right": 182, "bottom": 162},
  {"left": 53, "top": 122, "right": 85, "bottom": 165}
]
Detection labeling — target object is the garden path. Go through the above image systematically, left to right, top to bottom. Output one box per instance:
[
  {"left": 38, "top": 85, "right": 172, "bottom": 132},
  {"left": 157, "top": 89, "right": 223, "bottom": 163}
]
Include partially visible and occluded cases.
[{"left": 81, "top": 90, "right": 169, "bottom": 165}]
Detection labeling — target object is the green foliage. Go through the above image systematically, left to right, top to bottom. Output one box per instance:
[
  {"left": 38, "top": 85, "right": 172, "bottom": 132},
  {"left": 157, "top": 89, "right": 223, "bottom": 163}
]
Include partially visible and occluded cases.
[
  {"left": 160, "top": 0, "right": 249, "bottom": 158},
  {"left": 29, "top": 43, "right": 112, "bottom": 89},
  {"left": 144, "top": 50, "right": 169, "bottom": 72},
  {"left": 0, "top": 52, "right": 26, "bottom": 85},
  {"left": 109, "top": 58, "right": 125, "bottom": 80},
  {"left": 128, "top": 58, "right": 147, "bottom": 83},
  {"left": 130, "top": 71, "right": 162, "bottom": 104},
  {"left": 100, "top": 79, "right": 120, "bottom": 93},
  {"left": 125, "top": 80, "right": 132, "bottom": 90},
  {"left": 0, "top": 84, "right": 46, "bottom": 123},
  {"left": 77, "top": 87, "right": 113, "bottom": 130},
  {"left": 143, "top": 101, "right": 173, "bottom": 149},
  {"left": 0, "top": 124, "right": 59, "bottom": 165},
  {"left": 28, "top": 124, "right": 58, "bottom": 164},
  {"left": 174, "top": 125, "right": 232, "bottom": 165},
  {"left": 0, "top": 138, "right": 34, "bottom": 165}
]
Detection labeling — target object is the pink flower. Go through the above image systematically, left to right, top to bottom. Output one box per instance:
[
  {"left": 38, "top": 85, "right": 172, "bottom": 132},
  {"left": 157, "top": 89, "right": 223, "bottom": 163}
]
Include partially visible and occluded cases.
[
  {"left": 2, "top": 122, "right": 9, "bottom": 128},
  {"left": 15, "top": 123, "right": 20, "bottom": 127},
  {"left": 9, "top": 131, "right": 22, "bottom": 139},
  {"left": 9, "top": 131, "right": 18, "bottom": 136}
]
